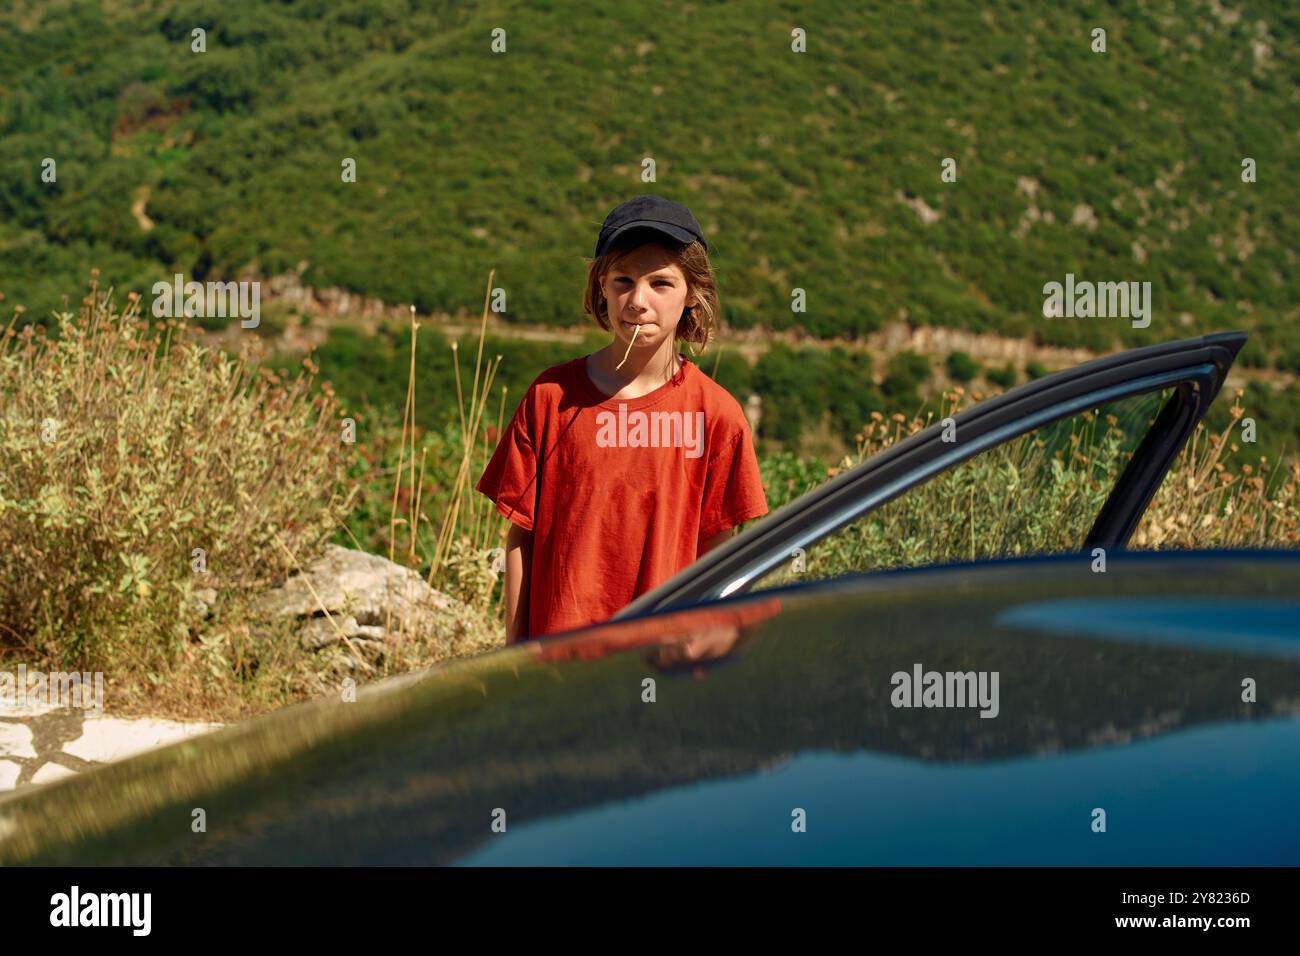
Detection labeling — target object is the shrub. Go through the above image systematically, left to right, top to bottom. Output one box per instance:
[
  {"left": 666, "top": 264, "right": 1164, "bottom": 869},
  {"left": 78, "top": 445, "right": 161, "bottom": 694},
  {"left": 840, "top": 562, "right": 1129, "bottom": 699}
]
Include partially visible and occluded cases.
[
  {"left": 0, "top": 274, "right": 355, "bottom": 707},
  {"left": 881, "top": 350, "right": 931, "bottom": 411},
  {"left": 945, "top": 350, "right": 980, "bottom": 383},
  {"left": 987, "top": 362, "right": 1017, "bottom": 389},
  {"left": 760, "top": 451, "right": 831, "bottom": 511}
]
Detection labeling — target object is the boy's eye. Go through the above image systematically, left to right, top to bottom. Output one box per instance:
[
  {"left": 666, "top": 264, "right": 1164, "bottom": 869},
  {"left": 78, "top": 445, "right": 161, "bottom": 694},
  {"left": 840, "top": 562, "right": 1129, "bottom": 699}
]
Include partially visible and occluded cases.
[{"left": 614, "top": 278, "right": 673, "bottom": 287}]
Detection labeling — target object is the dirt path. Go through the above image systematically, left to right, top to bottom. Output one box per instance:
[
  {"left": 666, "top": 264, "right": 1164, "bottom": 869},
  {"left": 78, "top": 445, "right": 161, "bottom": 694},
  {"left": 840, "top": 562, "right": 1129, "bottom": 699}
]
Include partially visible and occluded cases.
[
  {"left": 131, "top": 186, "right": 155, "bottom": 232},
  {"left": 208, "top": 274, "right": 1293, "bottom": 393},
  {"left": 0, "top": 703, "right": 220, "bottom": 792}
]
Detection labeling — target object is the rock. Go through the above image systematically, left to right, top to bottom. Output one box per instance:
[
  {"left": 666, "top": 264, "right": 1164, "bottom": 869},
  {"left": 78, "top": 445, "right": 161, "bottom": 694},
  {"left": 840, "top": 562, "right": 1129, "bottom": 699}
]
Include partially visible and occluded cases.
[
  {"left": 896, "top": 190, "right": 941, "bottom": 225},
  {"left": 249, "top": 541, "right": 473, "bottom": 660},
  {"left": 255, "top": 544, "right": 454, "bottom": 632},
  {"left": 253, "top": 545, "right": 479, "bottom": 688},
  {"left": 184, "top": 576, "right": 222, "bottom": 620},
  {"left": 191, "top": 586, "right": 219, "bottom": 618},
  {"left": 299, "top": 614, "right": 359, "bottom": 650},
  {"left": 350, "top": 637, "right": 386, "bottom": 657},
  {"left": 325, "top": 650, "right": 375, "bottom": 677},
  {"left": 0, "top": 760, "right": 19, "bottom": 790}
]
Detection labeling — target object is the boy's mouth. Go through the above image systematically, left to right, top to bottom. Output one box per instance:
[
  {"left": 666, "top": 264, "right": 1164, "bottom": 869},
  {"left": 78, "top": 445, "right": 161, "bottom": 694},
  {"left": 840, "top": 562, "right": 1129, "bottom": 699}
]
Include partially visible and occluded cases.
[{"left": 621, "top": 319, "right": 651, "bottom": 333}]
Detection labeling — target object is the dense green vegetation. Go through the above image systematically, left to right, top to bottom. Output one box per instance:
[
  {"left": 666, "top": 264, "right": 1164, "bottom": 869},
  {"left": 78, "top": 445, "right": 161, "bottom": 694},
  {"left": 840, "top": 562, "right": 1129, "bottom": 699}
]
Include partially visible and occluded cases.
[
  {"left": 2, "top": 0, "right": 1298, "bottom": 369},
  {"left": 280, "top": 314, "right": 1298, "bottom": 467},
  {"left": 945, "top": 350, "right": 979, "bottom": 382}
]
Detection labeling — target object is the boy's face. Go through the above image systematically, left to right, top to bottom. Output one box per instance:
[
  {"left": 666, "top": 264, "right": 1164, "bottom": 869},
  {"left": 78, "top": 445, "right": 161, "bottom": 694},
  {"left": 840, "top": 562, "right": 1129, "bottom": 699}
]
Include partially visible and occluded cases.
[{"left": 601, "top": 242, "right": 697, "bottom": 353}]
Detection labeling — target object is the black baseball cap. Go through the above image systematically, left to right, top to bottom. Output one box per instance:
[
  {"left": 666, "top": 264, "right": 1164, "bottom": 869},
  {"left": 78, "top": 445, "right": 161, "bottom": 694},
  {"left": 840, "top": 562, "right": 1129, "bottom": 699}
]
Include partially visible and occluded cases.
[{"left": 594, "top": 194, "right": 708, "bottom": 258}]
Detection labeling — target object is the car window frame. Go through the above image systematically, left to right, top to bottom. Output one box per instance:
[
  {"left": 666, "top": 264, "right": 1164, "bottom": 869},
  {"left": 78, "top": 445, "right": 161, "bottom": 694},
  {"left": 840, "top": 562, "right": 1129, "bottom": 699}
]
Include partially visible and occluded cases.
[{"left": 615, "top": 332, "right": 1247, "bottom": 619}]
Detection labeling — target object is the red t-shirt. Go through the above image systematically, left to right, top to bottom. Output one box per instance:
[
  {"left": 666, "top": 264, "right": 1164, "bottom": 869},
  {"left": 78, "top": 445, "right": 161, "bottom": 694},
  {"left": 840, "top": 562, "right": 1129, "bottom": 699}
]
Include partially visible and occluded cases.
[{"left": 476, "top": 356, "right": 768, "bottom": 638}]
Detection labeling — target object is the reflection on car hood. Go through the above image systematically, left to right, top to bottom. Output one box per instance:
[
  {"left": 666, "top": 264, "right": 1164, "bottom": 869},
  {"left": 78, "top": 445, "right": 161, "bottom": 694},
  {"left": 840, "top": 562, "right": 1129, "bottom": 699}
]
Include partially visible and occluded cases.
[
  {"left": 1, "top": 550, "right": 1298, "bottom": 865},
  {"left": 996, "top": 598, "right": 1300, "bottom": 657}
]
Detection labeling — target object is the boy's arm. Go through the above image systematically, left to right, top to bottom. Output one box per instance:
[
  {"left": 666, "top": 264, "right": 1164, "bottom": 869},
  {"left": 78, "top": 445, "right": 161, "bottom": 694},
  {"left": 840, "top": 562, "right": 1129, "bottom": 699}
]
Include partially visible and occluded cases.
[
  {"left": 504, "top": 523, "right": 533, "bottom": 643},
  {"left": 699, "top": 526, "right": 737, "bottom": 556}
]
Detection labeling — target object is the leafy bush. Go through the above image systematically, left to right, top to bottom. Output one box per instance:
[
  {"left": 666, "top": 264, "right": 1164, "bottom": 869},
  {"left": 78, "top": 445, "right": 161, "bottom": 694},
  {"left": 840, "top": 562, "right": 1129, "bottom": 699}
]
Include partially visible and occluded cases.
[
  {"left": 0, "top": 275, "right": 355, "bottom": 708},
  {"left": 945, "top": 350, "right": 980, "bottom": 383},
  {"left": 881, "top": 351, "right": 931, "bottom": 412},
  {"left": 986, "top": 362, "right": 1017, "bottom": 389},
  {"left": 760, "top": 450, "right": 831, "bottom": 509}
]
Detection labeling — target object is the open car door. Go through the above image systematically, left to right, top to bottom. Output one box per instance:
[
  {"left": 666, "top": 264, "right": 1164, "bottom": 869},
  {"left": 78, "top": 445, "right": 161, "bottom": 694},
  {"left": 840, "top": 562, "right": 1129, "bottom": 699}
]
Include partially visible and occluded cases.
[{"left": 617, "top": 331, "right": 1248, "bottom": 619}]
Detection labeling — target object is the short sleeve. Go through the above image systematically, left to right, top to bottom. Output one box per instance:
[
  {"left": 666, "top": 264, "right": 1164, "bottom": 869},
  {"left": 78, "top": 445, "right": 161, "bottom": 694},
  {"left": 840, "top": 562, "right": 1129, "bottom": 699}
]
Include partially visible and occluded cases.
[
  {"left": 476, "top": 393, "right": 539, "bottom": 531},
  {"left": 698, "top": 423, "right": 768, "bottom": 541}
]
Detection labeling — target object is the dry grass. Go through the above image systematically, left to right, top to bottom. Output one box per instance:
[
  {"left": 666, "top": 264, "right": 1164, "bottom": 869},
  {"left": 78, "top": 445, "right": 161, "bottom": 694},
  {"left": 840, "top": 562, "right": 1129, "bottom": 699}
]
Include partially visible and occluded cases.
[
  {"left": 0, "top": 269, "right": 513, "bottom": 720},
  {"left": 0, "top": 272, "right": 356, "bottom": 715},
  {"left": 760, "top": 385, "right": 1299, "bottom": 588},
  {"left": 1134, "top": 391, "right": 1300, "bottom": 549}
]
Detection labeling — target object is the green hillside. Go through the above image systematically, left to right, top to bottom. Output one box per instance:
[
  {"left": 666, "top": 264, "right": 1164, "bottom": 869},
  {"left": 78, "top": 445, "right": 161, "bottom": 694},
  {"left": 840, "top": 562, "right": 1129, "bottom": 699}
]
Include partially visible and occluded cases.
[{"left": 2, "top": 0, "right": 1298, "bottom": 369}]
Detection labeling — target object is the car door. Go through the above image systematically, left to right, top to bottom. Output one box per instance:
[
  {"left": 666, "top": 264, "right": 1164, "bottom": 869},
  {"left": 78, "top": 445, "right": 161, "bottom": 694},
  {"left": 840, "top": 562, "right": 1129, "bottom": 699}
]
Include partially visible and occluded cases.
[{"left": 616, "top": 331, "right": 1247, "bottom": 619}]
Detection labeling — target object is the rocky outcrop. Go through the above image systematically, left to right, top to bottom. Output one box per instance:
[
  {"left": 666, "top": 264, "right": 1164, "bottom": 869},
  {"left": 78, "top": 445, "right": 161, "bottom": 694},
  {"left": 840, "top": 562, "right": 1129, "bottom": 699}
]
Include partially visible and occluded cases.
[{"left": 252, "top": 544, "right": 491, "bottom": 682}]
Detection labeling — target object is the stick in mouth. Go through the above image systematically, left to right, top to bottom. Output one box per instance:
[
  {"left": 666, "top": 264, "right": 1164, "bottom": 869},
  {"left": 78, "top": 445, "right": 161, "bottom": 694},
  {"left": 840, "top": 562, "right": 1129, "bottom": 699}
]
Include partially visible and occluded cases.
[{"left": 615, "top": 323, "right": 641, "bottom": 370}]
